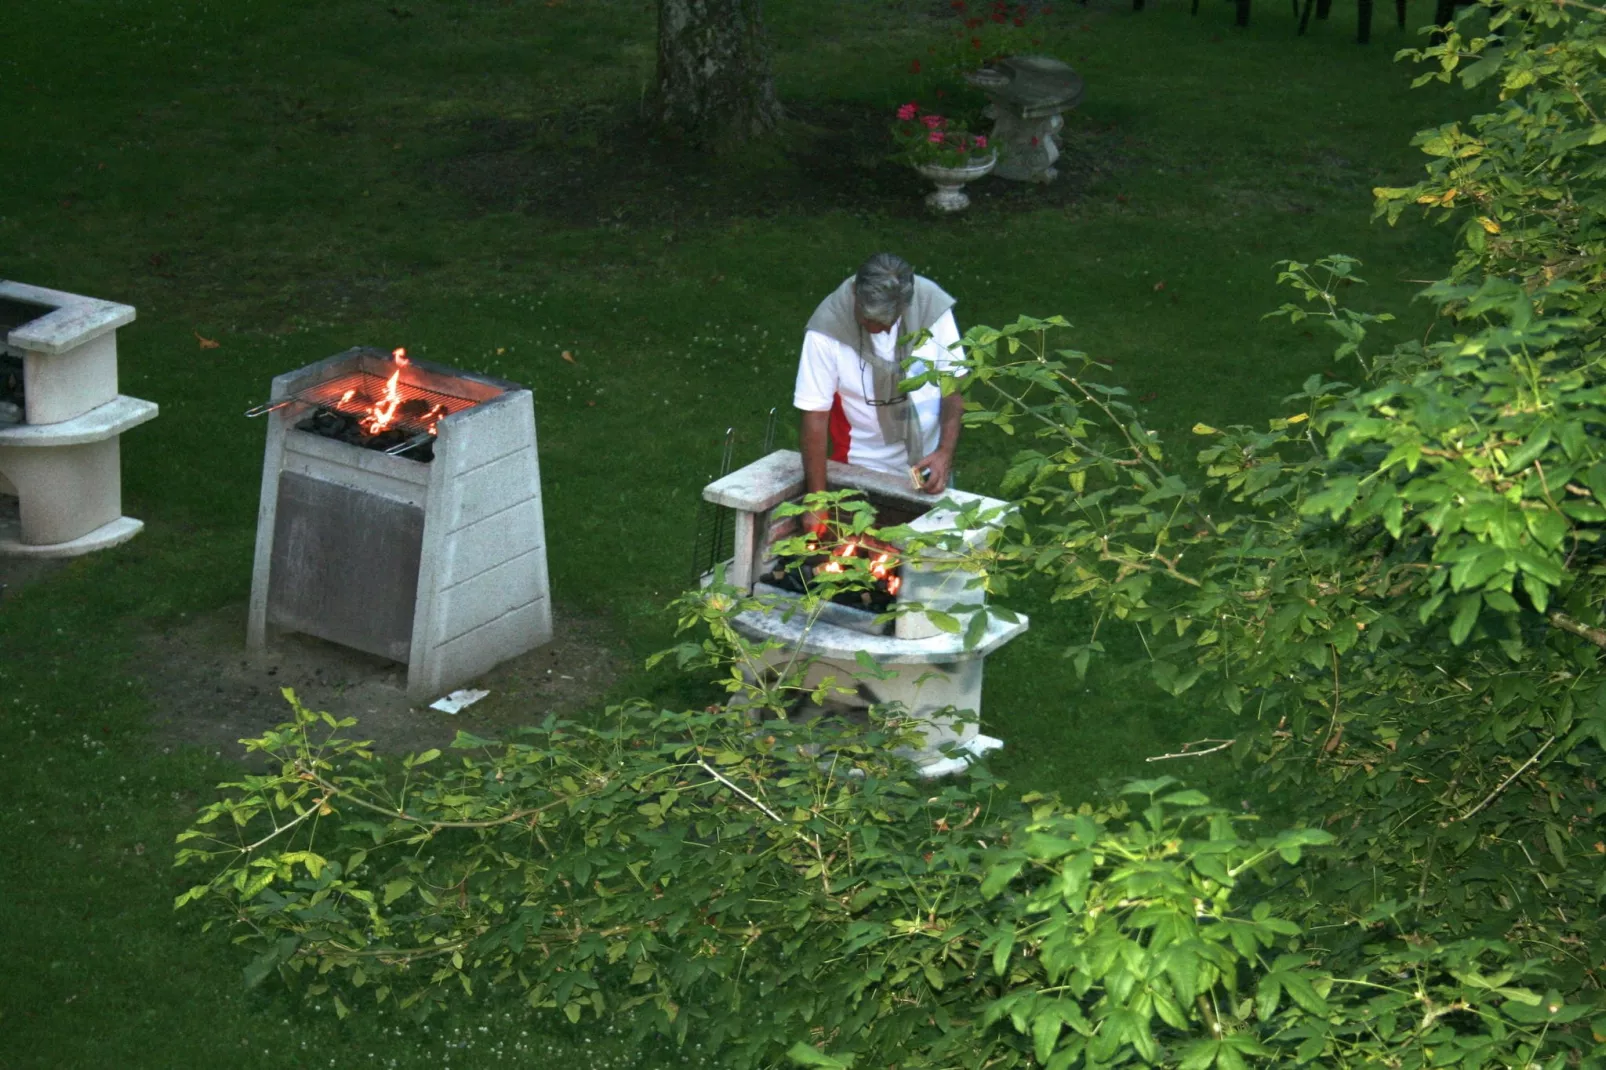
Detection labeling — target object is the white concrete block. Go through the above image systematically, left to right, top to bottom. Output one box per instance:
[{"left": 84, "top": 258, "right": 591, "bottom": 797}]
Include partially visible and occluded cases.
[
  {"left": 0, "top": 280, "right": 135, "bottom": 355},
  {"left": 21, "top": 331, "right": 119, "bottom": 424},
  {"left": 439, "top": 392, "right": 535, "bottom": 476},
  {"left": 0, "top": 396, "right": 157, "bottom": 448},
  {"left": 0, "top": 437, "right": 122, "bottom": 545},
  {"left": 441, "top": 446, "right": 540, "bottom": 531},
  {"left": 438, "top": 498, "right": 544, "bottom": 588},
  {"left": 0, "top": 514, "right": 142, "bottom": 557},
  {"left": 434, "top": 548, "right": 545, "bottom": 644},
  {"left": 417, "top": 596, "right": 552, "bottom": 700}
]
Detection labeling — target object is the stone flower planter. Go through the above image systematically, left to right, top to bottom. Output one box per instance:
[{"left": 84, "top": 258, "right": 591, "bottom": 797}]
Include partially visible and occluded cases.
[{"left": 914, "top": 152, "right": 997, "bottom": 213}]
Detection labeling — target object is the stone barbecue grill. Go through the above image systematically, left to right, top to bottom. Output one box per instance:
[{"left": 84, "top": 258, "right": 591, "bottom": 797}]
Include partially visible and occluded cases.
[
  {"left": 0, "top": 280, "right": 157, "bottom": 557},
  {"left": 247, "top": 347, "right": 552, "bottom": 700},
  {"left": 702, "top": 450, "right": 1028, "bottom": 777}
]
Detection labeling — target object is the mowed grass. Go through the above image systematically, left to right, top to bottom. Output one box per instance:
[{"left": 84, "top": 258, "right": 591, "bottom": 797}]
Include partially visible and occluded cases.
[{"left": 1, "top": 0, "right": 1465, "bottom": 1065}]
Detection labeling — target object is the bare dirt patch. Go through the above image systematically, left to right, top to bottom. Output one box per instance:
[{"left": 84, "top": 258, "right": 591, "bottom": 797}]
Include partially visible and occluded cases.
[
  {"left": 425, "top": 101, "right": 1130, "bottom": 226},
  {"left": 136, "top": 602, "right": 632, "bottom": 764}
]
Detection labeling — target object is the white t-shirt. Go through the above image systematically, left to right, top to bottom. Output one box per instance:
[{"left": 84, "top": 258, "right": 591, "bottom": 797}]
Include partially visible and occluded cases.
[{"left": 793, "top": 311, "right": 965, "bottom": 474}]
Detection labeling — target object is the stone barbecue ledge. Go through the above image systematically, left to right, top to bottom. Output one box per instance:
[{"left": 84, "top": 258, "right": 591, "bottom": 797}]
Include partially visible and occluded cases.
[
  {"left": 0, "top": 280, "right": 136, "bottom": 356},
  {"left": 0, "top": 396, "right": 158, "bottom": 447},
  {"left": 703, "top": 449, "right": 1005, "bottom": 517},
  {"left": 731, "top": 603, "right": 1029, "bottom": 665}
]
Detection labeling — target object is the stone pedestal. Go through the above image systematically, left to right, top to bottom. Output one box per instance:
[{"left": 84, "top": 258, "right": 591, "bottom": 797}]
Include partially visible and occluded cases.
[
  {"left": 965, "top": 56, "right": 1084, "bottom": 184},
  {"left": 0, "top": 282, "right": 156, "bottom": 557},
  {"left": 701, "top": 451, "right": 1028, "bottom": 777}
]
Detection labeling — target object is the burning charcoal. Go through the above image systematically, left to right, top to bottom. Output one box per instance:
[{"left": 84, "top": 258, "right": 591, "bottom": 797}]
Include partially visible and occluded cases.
[{"left": 397, "top": 397, "right": 434, "bottom": 420}]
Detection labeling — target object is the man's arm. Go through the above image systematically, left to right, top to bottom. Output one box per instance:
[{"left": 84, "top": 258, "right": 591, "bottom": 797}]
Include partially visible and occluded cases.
[
  {"left": 914, "top": 391, "right": 964, "bottom": 493},
  {"left": 800, "top": 409, "right": 831, "bottom": 534}
]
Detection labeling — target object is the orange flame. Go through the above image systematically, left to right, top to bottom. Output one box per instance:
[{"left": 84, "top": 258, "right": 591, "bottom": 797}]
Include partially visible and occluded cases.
[{"left": 361, "top": 367, "right": 405, "bottom": 434}]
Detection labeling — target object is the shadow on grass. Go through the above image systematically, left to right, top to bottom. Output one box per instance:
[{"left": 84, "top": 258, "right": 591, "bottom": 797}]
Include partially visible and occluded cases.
[{"left": 422, "top": 98, "right": 1133, "bottom": 226}]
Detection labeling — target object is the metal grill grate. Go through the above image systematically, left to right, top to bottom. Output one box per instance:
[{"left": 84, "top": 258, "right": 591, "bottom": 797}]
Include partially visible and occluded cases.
[{"left": 295, "top": 370, "right": 480, "bottom": 437}]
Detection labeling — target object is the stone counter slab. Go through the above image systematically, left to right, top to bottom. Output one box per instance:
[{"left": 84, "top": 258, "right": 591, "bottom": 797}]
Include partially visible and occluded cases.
[{"left": 0, "top": 280, "right": 135, "bottom": 356}]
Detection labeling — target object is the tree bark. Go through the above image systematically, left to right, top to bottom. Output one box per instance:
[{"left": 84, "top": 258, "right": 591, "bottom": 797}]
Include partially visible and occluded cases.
[{"left": 657, "top": 0, "right": 780, "bottom": 145}]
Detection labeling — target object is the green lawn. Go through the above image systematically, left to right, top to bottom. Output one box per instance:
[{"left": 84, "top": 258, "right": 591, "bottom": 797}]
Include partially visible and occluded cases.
[{"left": 0, "top": 0, "right": 1466, "bottom": 1064}]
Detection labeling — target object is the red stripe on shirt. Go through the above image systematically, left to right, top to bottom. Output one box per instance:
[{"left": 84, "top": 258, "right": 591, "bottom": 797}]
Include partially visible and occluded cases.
[{"left": 828, "top": 392, "right": 851, "bottom": 464}]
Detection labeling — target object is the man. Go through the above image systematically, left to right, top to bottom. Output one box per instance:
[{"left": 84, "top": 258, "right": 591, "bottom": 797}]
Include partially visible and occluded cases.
[{"left": 794, "top": 253, "right": 966, "bottom": 533}]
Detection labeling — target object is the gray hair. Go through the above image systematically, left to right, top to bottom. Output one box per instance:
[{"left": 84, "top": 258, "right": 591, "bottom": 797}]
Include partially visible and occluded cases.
[{"left": 853, "top": 253, "right": 914, "bottom": 326}]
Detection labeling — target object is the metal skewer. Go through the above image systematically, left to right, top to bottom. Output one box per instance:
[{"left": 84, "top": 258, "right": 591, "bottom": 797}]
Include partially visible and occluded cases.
[
  {"left": 243, "top": 398, "right": 297, "bottom": 418},
  {"left": 383, "top": 430, "right": 435, "bottom": 456}
]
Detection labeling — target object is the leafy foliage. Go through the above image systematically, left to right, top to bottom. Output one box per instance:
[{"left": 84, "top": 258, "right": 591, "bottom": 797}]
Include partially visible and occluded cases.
[{"left": 178, "top": 688, "right": 1593, "bottom": 1067}]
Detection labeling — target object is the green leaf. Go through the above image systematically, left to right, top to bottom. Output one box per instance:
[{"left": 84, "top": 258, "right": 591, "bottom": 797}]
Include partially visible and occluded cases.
[
  {"left": 1300, "top": 476, "right": 1360, "bottom": 521},
  {"left": 1449, "top": 593, "right": 1481, "bottom": 645},
  {"left": 964, "top": 609, "right": 990, "bottom": 650},
  {"left": 1543, "top": 823, "right": 1568, "bottom": 866},
  {"left": 980, "top": 858, "right": 1025, "bottom": 899},
  {"left": 383, "top": 879, "right": 414, "bottom": 906},
  {"left": 992, "top": 929, "right": 1016, "bottom": 976},
  {"left": 243, "top": 949, "right": 279, "bottom": 990},
  {"left": 1282, "top": 971, "right": 1330, "bottom": 1015},
  {"left": 1255, "top": 975, "right": 1282, "bottom": 1021},
  {"left": 1496, "top": 986, "right": 1542, "bottom": 1005},
  {"left": 1033, "top": 1014, "right": 1063, "bottom": 1064},
  {"left": 786, "top": 1042, "right": 856, "bottom": 1068}
]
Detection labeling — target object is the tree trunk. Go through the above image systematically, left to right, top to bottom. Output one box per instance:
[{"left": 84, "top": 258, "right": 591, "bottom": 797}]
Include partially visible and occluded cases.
[{"left": 657, "top": 0, "right": 780, "bottom": 145}]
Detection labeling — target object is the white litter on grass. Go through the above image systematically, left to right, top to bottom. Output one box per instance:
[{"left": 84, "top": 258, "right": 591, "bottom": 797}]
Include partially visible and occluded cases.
[{"left": 430, "top": 688, "right": 490, "bottom": 715}]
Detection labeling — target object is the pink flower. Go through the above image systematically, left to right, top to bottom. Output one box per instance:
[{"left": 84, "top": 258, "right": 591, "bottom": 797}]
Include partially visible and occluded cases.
[
  {"left": 897, "top": 103, "right": 918, "bottom": 121},
  {"left": 921, "top": 114, "right": 945, "bottom": 129},
  {"left": 928, "top": 130, "right": 945, "bottom": 143},
  {"left": 974, "top": 135, "right": 987, "bottom": 149}
]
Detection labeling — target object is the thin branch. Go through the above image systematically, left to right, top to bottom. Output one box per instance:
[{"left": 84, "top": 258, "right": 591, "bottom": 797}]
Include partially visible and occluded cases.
[
  {"left": 1548, "top": 611, "right": 1606, "bottom": 650},
  {"left": 1319, "top": 643, "right": 1344, "bottom": 760},
  {"left": 1445, "top": 735, "right": 1557, "bottom": 825},
  {"left": 1146, "top": 739, "right": 1236, "bottom": 762},
  {"left": 698, "top": 759, "right": 784, "bottom": 824},
  {"left": 295, "top": 769, "right": 573, "bottom": 830}
]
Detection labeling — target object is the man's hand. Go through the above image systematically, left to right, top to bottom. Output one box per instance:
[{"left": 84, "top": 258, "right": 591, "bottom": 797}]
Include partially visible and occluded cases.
[
  {"left": 914, "top": 391, "right": 965, "bottom": 493},
  {"left": 912, "top": 448, "right": 954, "bottom": 493}
]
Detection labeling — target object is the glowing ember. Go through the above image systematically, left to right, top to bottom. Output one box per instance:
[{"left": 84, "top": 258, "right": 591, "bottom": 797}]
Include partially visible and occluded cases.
[{"left": 781, "top": 533, "right": 903, "bottom": 601}]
